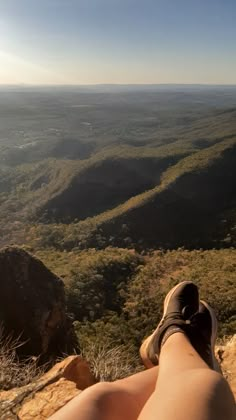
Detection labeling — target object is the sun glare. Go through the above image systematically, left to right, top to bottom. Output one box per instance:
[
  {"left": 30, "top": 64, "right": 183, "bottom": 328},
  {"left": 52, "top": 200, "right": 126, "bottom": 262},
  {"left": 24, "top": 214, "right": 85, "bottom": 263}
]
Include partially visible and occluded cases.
[{"left": 0, "top": 49, "right": 67, "bottom": 85}]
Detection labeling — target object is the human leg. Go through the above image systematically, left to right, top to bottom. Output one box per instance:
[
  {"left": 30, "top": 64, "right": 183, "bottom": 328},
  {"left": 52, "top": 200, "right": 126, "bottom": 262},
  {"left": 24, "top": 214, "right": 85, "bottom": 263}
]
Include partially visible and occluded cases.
[
  {"left": 50, "top": 281, "right": 201, "bottom": 420},
  {"left": 50, "top": 282, "right": 236, "bottom": 420},
  {"left": 138, "top": 287, "right": 235, "bottom": 420},
  {"left": 138, "top": 332, "right": 235, "bottom": 420},
  {"left": 49, "top": 365, "right": 158, "bottom": 420}
]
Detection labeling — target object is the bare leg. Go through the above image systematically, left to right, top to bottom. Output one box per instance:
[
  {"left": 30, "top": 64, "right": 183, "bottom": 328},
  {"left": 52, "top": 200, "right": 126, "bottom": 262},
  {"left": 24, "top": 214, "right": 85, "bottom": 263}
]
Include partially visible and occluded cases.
[
  {"left": 50, "top": 279, "right": 235, "bottom": 420},
  {"left": 138, "top": 333, "right": 235, "bottom": 420},
  {"left": 50, "top": 334, "right": 235, "bottom": 420},
  {"left": 49, "top": 366, "right": 158, "bottom": 420}
]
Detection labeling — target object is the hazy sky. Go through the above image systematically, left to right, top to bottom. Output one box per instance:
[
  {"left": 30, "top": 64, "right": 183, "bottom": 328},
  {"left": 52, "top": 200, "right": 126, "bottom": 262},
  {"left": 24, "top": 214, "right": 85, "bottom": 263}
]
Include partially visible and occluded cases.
[{"left": 0, "top": 0, "right": 235, "bottom": 85}]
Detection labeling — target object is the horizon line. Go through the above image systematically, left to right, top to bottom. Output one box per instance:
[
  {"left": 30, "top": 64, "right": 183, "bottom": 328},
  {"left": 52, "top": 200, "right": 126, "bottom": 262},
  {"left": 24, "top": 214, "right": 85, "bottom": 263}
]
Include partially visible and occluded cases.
[{"left": 0, "top": 83, "right": 236, "bottom": 87}]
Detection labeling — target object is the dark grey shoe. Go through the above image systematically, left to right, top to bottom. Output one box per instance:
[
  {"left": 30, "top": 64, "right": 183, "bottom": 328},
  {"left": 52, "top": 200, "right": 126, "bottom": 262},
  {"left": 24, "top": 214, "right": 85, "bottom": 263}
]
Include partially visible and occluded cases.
[
  {"left": 140, "top": 281, "right": 199, "bottom": 368},
  {"left": 188, "top": 300, "right": 221, "bottom": 372}
]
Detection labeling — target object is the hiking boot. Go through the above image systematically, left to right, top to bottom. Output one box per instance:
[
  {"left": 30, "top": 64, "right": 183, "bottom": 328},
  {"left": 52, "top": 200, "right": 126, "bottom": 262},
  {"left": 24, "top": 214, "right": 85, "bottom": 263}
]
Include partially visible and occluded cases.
[
  {"left": 140, "top": 281, "right": 199, "bottom": 368},
  {"left": 188, "top": 300, "right": 221, "bottom": 372}
]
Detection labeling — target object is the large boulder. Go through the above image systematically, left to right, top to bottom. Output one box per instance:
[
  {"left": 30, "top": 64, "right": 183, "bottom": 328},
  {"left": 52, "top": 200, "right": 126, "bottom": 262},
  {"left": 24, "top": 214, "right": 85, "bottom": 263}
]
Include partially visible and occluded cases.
[{"left": 0, "top": 246, "right": 78, "bottom": 360}]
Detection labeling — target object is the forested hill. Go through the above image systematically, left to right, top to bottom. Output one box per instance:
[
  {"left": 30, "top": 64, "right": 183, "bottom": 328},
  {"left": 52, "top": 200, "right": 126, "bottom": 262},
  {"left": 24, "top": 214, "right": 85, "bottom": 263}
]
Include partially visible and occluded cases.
[{"left": 0, "top": 89, "right": 236, "bottom": 250}]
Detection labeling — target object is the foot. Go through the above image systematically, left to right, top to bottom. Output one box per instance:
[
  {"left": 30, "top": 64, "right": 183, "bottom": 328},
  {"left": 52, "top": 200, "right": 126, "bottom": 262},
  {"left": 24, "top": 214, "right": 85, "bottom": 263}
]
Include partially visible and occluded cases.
[
  {"left": 140, "top": 281, "right": 199, "bottom": 368},
  {"left": 188, "top": 300, "right": 221, "bottom": 372}
]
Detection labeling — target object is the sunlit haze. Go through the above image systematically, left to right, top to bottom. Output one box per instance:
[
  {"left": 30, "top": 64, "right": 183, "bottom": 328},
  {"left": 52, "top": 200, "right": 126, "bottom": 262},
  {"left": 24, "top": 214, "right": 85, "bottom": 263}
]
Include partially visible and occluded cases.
[{"left": 0, "top": 0, "right": 236, "bottom": 85}]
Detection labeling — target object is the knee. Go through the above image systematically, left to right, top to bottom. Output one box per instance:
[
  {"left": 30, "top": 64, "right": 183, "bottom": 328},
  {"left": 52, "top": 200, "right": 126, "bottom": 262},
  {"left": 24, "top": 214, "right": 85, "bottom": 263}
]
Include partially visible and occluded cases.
[
  {"left": 171, "top": 368, "right": 234, "bottom": 402},
  {"left": 185, "top": 368, "right": 228, "bottom": 389},
  {"left": 189, "top": 369, "right": 235, "bottom": 414},
  {"left": 194, "top": 369, "right": 231, "bottom": 391},
  {"left": 203, "top": 370, "right": 235, "bottom": 418},
  {"left": 208, "top": 370, "right": 235, "bottom": 400},
  {"left": 81, "top": 381, "right": 116, "bottom": 403},
  {"left": 83, "top": 381, "right": 112, "bottom": 394}
]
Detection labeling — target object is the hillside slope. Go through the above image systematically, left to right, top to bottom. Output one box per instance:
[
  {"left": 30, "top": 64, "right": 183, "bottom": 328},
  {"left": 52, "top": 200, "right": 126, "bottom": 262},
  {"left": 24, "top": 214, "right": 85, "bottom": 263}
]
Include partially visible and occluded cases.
[
  {"left": 1, "top": 107, "right": 236, "bottom": 250},
  {"left": 29, "top": 137, "right": 236, "bottom": 250},
  {"left": 97, "top": 139, "right": 236, "bottom": 249}
]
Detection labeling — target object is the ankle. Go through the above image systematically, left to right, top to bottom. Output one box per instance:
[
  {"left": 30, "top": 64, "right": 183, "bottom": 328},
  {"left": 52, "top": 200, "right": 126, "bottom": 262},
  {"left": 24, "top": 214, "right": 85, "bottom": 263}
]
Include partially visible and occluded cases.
[
  {"left": 161, "top": 327, "right": 186, "bottom": 349},
  {"left": 161, "top": 331, "right": 189, "bottom": 353},
  {"left": 160, "top": 332, "right": 209, "bottom": 371}
]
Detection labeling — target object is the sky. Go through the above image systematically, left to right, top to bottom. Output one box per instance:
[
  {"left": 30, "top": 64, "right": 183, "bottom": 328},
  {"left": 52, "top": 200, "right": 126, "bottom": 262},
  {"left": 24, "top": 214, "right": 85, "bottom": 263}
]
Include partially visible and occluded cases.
[{"left": 0, "top": 0, "right": 235, "bottom": 85}]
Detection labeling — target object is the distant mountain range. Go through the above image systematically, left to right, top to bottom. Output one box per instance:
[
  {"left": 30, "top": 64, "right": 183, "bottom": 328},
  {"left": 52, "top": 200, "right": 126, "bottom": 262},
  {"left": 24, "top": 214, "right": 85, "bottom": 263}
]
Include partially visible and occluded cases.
[{"left": 0, "top": 84, "right": 236, "bottom": 93}]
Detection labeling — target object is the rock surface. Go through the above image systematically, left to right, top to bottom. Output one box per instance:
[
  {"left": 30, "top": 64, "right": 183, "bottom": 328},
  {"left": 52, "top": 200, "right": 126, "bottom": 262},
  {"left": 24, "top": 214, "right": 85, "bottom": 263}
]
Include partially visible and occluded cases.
[
  {"left": 0, "top": 246, "right": 78, "bottom": 360},
  {"left": 216, "top": 335, "right": 236, "bottom": 399},
  {"left": 0, "top": 338, "right": 235, "bottom": 419},
  {"left": 0, "top": 355, "right": 95, "bottom": 419}
]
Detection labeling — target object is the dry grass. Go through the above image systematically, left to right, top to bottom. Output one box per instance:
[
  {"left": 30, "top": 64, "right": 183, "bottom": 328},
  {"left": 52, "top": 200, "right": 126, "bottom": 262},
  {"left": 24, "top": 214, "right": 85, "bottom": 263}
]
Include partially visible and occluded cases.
[
  {"left": 0, "top": 326, "right": 44, "bottom": 391},
  {"left": 80, "top": 340, "right": 143, "bottom": 382}
]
